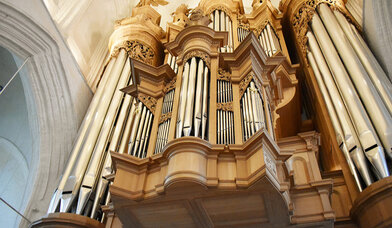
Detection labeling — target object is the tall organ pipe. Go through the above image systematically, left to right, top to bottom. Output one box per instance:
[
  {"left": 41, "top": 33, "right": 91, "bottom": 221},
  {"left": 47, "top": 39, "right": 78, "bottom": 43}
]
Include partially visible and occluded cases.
[
  {"left": 318, "top": 4, "right": 392, "bottom": 161},
  {"left": 334, "top": 11, "right": 392, "bottom": 115},
  {"left": 311, "top": 13, "right": 389, "bottom": 178},
  {"left": 307, "top": 31, "right": 373, "bottom": 186},
  {"left": 59, "top": 49, "right": 128, "bottom": 213},
  {"left": 308, "top": 51, "right": 366, "bottom": 190},
  {"left": 47, "top": 56, "right": 117, "bottom": 213},
  {"left": 76, "top": 57, "right": 132, "bottom": 214},
  {"left": 183, "top": 57, "right": 197, "bottom": 136},
  {"left": 194, "top": 60, "right": 204, "bottom": 137},
  {"left": 176, "top": 61, "right": 190, "bottom": 138},
  {"left": 202, "top": 66, "right": 209, "bottom": 139},
  {"left": 90, "top": 92, "right": 134, "bottom": 218},
  {"left": 118, "top": 99, "right": 137, "bottom": 153},
  {"left": 127, "top": 101, "right": 143, "bottom": 154}
]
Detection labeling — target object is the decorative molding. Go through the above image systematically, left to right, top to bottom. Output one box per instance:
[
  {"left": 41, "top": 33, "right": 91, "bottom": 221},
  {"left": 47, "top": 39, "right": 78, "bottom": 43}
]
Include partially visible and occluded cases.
[
  {"left": 125, "top": 40, "right": 155, "bottom": 65},
  {"left": 183, "top": 50, "right": 211, "bottom": 68},
  {"left": 239, "top": 72, "right": 254, "bottom": 97},
  {"left": 138, "top": 93, "right": 157, "bottom": 113},
  {"left": 216, "top": 102, "right": 233, "bottom": 111},
  {"left": 159, "top": 112, "right": 172, "bottom": 124}
]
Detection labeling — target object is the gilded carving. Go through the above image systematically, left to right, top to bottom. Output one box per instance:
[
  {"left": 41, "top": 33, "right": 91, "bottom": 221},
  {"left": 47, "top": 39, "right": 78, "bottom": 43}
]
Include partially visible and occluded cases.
[
  {"left": 136, "top": 0, "right": 168, "bottom": 7},
  {"left": 291, "top": 0, "right": 345, "bottom": 58},
  {"left": 171, "top": 4, "right": 190, "bottom": 26},
  {"left": 206, "top": 6, "right": 234, "bottom": 20},
  {"left": 237, "top": 14, "right": 250, "bottom": 30},
  {"left": 125, "top": 40, "right": 155, "bottom": 65},
  {"left": 183, "top": 50, "right": 211, "bottom": 68},
  {"left": 217, "top": 68, "right": 231, "bottom": 81},
  {"left": 239, "top": 72, "right": 254, "bottom": 97},
  {"left": 164, "top": 77, "right": 176, "bottom": 93},
  {"left": 138, "top": 93, "right": 157, "bottom": 113},
  {"left": 217, "top": 102, "right": 233, "bottom": 111},
  {"left": 159, "top": 112, "right": 172, "bottom": 124}
]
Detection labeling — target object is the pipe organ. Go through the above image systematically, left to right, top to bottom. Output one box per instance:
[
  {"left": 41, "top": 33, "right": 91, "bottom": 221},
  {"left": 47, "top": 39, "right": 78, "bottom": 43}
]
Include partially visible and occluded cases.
[{"left": 36, "top": 0, "right": 392, "bottom": 228}]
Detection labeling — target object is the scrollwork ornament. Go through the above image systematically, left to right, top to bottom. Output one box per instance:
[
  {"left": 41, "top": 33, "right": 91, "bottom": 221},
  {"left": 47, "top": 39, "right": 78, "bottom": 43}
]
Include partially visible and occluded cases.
[
  {"left": 125, "top": 40, "right": 155, "bottom": 65},
  {"left": 183, "top": 50, "right": 211, "bottom": 68},
  {"left": 138, "top": 93, "right": 157, "bottom": 113},
  {"left": 217, "top": 102, "right": 233, "bottom": 111}
]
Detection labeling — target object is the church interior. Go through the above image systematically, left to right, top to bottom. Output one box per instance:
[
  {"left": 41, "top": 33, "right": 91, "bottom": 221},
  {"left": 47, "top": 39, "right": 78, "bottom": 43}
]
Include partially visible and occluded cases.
[{"left": 0, "top": 0, "right": 391, "bottom": 227}]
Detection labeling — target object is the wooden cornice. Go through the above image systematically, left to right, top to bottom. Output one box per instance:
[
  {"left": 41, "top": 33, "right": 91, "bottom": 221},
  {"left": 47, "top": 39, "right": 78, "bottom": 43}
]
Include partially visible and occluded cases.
[
  {"left": 165, "top": 25, "right": 228, "bottom": 58},
  {"left": 120, "top": 58, "right": 176, "bottom": 99}
]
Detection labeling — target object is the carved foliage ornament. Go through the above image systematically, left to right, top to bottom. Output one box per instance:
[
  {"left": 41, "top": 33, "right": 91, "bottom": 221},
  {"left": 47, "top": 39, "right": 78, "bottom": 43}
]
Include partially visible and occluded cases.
[
  {"left": 136, "top": 0, "right": 168, "bottom": 7},
  {"left": 291, "top": 0, "right": 344, "bottom": 58},
  {"left": 206, "top": 6, "right": 234, "bottom": 20},
  {"left": 237, "top": 14, "right": 250, "bottom": 29},
  {"left": 125, "top": 40, "right": 155, "bottom": 65},
  {"left": 183, "top": 50, "right": 211, "bottom": 68},
  {"left": 217, "top": 68, "right": 231, "bottom": 81},
  {"left": 239, "top": 72, "right": 254, "bottom": 97},
  {"left": 164, "top": 77, "right": 176, "bottom": 93},
  {"left": 138, "top": 93, "right": 157, "bottom": 113},
  {"left": 217, "top": 102, "right": 233, "bottom": 111},
  {"left": 159, "top": 112, "right": 172, "bottom": 124}
]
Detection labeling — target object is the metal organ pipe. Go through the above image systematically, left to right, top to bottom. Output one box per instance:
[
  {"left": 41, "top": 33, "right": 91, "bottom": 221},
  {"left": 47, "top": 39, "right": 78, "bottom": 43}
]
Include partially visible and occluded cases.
[
  {"left": 318, "top": 4, "right": 392, "bottom": 162},
  {"left": 211, "top": 9, "right": 233, "bottom": 52},
  {"left": 214, "top": 10, "right": 219, "bottom": 31},
  {"left": 334, "top": 11, "right": 392, "bottom": 115},
  {"left": 311, "top": 12, "right": 389, "bottom": 178},
  {"left": 266, "top": 24, "right": 277, "bottom": 55},
  {"left": 263, "top": 29, "right": 272, "bottom": 56},
  {"left": 307, "top": 31, "right": 373, "bottom": 186},
  {"left": 58, "top": 49, "right": 127, "bottom": 213},
  {"left": 307, "top": 51, "right": 367, "bottom": 190},
  {"left": 47, "top": 55, "right": 117, "bottom": 214},
  {"left": 76, "top": 57, "right": 132, "bottom": 214},
  {"left": 177, "top": 57, "right": 209, "bottom": 139},
  {"left": 184, "top": 57, "right": 197, "bottom": 136},
  {"left": 194, "top": 60, "right": 204, "bottom": 137},
  {"left": 176, "top": 61, "right": 190, "bottom": 138},
  {"left": 217, "top": 79, "right": 234, "bottom": 144},
  {"left": 240, "top": 82, "right": 266, "bottom": 141},
  {"left": 155, "top": 89, "right": 175, "bottom": 154},
  {"left": 118, "top": 99, "right": 137, "bottom": 153},
  {"left": 127, "top": 101, "right": 143, "bottom": 154}
]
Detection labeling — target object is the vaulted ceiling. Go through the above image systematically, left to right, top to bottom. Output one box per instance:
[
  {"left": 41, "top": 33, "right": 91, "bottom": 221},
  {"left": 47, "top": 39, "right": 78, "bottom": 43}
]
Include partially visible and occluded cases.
[{"left": 43, "top": 0, "right": 281, "bottom": 91}]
